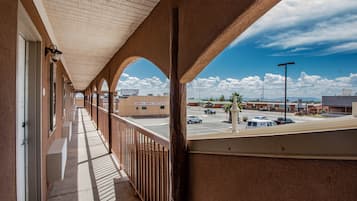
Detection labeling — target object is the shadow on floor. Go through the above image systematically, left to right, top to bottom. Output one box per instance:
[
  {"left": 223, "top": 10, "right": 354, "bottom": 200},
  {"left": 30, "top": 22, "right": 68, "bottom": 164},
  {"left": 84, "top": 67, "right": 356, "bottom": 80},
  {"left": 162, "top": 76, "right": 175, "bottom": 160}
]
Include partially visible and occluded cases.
[{"left": 47, "top": 108, "right": 140, "bottom": 201}]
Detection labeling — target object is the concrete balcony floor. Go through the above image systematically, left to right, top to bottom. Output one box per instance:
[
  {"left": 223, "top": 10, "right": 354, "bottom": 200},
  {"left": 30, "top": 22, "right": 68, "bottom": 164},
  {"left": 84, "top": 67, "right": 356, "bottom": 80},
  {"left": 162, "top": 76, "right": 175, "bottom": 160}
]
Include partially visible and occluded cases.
[{"left": 48, "top": 108, "right": 139, "bottom": 201}]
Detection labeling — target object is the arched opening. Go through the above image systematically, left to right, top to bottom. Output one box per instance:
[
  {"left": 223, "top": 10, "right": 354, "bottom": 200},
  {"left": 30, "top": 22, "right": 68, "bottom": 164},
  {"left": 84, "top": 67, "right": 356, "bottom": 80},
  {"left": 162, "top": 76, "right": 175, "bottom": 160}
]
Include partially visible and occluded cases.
[
  {"left": 186, "top": 0, "right": 357, "bottom": 134},
  {"left": 112, "top": 57, "right": 170, "bottom": 137},
  {"left": 98, "top": 79, "right": 109, "bottom": 110},
  {"left": 92, "top": 85, "right": 98, "bottom": 106},
  {"left": 74, "top": 92, "right": 84, "bottom": 108}
]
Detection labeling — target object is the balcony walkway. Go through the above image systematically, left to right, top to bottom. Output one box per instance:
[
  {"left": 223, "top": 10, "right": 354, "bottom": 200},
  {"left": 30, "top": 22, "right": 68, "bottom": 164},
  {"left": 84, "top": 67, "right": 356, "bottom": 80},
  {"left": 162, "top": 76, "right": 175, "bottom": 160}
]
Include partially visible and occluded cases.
[{"left": 48, "top": 108, "right": 140, "bottom": 201}]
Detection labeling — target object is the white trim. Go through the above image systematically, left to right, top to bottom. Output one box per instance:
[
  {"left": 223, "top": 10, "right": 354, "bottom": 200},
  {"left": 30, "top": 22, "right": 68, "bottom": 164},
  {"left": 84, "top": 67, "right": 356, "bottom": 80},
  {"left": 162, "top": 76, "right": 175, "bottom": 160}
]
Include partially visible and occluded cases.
[{"left": 18, "top": 3, "right": 41, "bottom": 41}]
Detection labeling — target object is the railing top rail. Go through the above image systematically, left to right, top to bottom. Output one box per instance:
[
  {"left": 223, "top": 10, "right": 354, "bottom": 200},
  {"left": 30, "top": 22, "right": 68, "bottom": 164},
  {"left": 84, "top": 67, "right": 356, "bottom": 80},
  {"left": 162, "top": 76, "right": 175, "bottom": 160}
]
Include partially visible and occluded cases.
[
  {"left": 98, "top": 106, "right": 108, "bottom": 112},
  {"left": 111, "top": 113, "right": 169, "bottom": 147}
]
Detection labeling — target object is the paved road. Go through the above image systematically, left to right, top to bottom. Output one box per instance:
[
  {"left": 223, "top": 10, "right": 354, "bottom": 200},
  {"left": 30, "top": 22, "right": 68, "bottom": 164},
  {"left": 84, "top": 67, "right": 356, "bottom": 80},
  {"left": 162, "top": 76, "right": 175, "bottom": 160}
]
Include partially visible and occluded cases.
[{"left": 125, "top": 106, "right": 327, "bottom": 138}]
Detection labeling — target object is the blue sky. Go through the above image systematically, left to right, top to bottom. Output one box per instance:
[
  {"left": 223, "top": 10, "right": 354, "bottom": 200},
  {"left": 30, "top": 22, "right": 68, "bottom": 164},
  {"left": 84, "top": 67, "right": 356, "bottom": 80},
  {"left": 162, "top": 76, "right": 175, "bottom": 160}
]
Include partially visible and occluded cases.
[{"left": 118, "top": 0, "right": 357, "bottom": 100}]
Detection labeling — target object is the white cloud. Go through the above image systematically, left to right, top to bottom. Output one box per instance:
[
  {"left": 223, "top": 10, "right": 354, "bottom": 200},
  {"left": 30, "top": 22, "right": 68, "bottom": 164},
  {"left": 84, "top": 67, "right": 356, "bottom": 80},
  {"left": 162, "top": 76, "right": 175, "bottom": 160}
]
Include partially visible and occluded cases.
[
  {"left": 229, "top": 0, "right": 357, "bottom": 54},
  {"left": 261, "top": 15, "right": 357, "bottom": 49},
  {"left": 322, "top": 42, "right": 357, "bottom": 55},
  {"left": 188, "top": 72, "right": 357, "bottom": 99},
  {"left": 116, "top": 73, "right": 169, "bottom": 96},
  {"left": 117, "top": 73, "right": 357, "bottom": 99},
  {"left": 121, "top": 73, "right": 130, "bottom": 78}
]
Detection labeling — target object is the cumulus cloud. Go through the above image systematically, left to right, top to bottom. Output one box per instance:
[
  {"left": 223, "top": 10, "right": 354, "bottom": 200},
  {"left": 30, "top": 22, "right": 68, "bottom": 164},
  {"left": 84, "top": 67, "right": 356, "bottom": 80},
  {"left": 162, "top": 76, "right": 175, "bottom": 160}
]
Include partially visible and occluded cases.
[
  {"left": 229, "top": 0, "right": 357, "bottom": 55},
  {"left": 117, "top": 72, "right": 357, "bottom": 99},
  {"left": 188, "top": 72, "right": 357, "bottom": 99},
  {"left": 117, "top": 73, "right": 169, "bottom": 95},
  {"left": 121, "top": 73, "right": 130, "bottom": 78}
]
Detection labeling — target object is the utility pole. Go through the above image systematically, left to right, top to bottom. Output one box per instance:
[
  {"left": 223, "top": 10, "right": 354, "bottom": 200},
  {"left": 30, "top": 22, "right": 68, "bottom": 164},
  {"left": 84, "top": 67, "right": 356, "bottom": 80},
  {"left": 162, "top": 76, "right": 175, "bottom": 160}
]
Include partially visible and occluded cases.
[
  {"left": 278, "top": 62, "right": 295, "bottom": 121},
  {"left": 261, "top": 76, "right": 265, "bottom": 101}
]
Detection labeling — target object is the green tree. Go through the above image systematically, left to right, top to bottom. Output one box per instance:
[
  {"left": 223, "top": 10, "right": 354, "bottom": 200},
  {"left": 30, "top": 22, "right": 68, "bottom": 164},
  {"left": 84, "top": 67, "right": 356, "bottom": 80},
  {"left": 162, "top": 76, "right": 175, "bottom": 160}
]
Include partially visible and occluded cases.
[
  {"left": 224, "top": 92, "right": 243, "bottom": 122},
  {"left": 219, "top": 95, "right": 225, "bottom": 101}
]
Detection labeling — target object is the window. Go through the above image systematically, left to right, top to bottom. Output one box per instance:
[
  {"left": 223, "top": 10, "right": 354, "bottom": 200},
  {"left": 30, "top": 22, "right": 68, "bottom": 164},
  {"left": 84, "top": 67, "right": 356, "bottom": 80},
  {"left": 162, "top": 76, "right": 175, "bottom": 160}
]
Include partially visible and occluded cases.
[
  {"left": 49, "top": 62, "right": 56, "bottom": 133},
  {"left": 160, "top": 105, "right": 165, "bottom": 109},
  {"left": 142, "top": 106, "right": 147, "bottom": 110}
]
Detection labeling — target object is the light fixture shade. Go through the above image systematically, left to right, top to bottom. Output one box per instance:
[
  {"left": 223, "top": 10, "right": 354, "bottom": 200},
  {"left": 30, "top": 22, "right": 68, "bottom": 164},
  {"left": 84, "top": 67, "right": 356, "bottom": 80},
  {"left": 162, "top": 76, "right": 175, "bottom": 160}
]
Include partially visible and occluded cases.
[
  {"left": 45, "top": 45, "right": 63, "bottom": 62},
  {"left": 51, "top": 53, "right": 62, "bottom": 62}
]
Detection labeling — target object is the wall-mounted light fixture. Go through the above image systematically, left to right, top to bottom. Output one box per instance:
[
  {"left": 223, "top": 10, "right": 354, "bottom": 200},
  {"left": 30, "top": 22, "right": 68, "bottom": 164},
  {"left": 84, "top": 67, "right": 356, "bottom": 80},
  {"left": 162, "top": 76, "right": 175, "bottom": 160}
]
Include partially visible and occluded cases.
[{"left": 45, "top": 44, "right": 62, "bottom": 62}]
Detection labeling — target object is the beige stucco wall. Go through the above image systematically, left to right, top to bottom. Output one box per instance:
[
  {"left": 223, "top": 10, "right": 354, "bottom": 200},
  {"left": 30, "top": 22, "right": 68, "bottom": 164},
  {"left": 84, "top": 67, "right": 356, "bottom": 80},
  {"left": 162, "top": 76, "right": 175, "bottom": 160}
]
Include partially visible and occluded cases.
[
  {"left": 0, "top": 1, "right": 18, "bottom": 200},
  {"left": 115, "top": 96, "right": 169, "bottom": 117},
  {"left": 188, "top": 153, "right": 357, "bottom": 201}
]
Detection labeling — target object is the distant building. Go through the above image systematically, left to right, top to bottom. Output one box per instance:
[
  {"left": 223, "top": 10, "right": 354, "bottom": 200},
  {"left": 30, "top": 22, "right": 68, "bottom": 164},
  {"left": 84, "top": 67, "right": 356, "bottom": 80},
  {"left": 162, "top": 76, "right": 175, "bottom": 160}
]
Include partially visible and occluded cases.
[
  {"left": 119, "top": 89, "right": 139, "bottom": 96},
  {"left": 114, "top": 96, "right": 169, "bottom": 117},
  {"left": 322, "top": 96, "right": 357, "bottom": 114},
  {"left": 187, "top": 100, "right": 231, "bottom": 108},
  {"left": 242, "top": 101, "right": 297, "bottom": 112}
]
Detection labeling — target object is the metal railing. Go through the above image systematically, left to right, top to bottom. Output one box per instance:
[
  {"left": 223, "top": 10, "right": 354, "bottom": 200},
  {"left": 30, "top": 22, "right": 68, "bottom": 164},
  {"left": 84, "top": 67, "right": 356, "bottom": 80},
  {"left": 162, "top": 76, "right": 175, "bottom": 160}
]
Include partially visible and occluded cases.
[{"left": 111, "top": 114, "right": 170, "bottom": 201}]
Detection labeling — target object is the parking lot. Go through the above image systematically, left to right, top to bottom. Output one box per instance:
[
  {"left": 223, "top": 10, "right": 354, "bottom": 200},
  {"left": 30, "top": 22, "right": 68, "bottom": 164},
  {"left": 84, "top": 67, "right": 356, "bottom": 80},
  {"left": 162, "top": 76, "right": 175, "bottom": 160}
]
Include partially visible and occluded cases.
[{"left": 126, "top": 106, "right": 326, "bottom": 138}]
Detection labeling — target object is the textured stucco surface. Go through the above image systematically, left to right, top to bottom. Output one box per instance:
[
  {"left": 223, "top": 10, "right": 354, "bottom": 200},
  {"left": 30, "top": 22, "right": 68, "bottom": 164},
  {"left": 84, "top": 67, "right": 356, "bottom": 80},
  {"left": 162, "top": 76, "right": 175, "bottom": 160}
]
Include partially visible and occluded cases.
[
  {"left": 0, "top": 1, "right": 18, "bottom": 200},
  {"left": 188, "top": 153, "right": 357, "bottom": 201}
]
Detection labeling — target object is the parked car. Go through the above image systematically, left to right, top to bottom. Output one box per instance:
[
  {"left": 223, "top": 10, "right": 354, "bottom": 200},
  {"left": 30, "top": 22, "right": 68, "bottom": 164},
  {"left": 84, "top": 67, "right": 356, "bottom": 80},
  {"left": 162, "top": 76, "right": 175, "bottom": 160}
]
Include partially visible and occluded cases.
[
  {"left": 204, "top": 109, "right": 216, "bottom": 114},
  {"left": 187, "top": 115, "right": 203, "bottom": 124},
  {"left": 253, "top": 116, "right": 268, "bottom": 120},
  {"left": 275, "top": 117, "right": 295, "bottom": 125},
  {"left": 246, "top": 119, "right": 275, "bottom": 129}
]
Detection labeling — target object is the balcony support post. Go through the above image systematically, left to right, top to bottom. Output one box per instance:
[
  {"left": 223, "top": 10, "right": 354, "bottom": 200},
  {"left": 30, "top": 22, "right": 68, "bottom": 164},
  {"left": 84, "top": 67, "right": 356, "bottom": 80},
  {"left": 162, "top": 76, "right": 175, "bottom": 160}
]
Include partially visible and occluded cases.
[
  {"left": 169, "top": 7, "right": 187, "bottom": 201},
  {"left": 96, "top": 92, "right": 99, "bottom": 130},
  {"left": 108, "top": 92, "right": 113, "bottom": 153},
  {"left": 90, "top": 93, "right": 92, "bottom": 118}
]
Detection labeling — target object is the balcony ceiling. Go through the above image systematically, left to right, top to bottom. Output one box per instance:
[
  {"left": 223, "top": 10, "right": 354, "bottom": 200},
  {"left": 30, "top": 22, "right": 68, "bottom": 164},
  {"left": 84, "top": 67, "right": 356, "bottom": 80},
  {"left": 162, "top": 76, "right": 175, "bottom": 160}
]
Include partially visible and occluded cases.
[{"left": 42, "top": 0, "right": 159, "bottom": 90}]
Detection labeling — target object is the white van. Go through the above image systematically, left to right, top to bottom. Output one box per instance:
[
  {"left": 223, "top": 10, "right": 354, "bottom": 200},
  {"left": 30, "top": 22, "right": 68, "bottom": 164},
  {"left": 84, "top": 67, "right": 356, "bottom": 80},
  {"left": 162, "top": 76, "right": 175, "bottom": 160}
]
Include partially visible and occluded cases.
[{"left": 246, "top": 119, "right": 275, "bottom": 129}]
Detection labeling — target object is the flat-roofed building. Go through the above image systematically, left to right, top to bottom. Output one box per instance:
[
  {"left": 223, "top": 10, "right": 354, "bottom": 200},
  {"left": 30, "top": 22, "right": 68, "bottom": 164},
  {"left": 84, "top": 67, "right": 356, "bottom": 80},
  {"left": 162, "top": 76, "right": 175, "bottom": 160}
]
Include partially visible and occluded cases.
[
  {"left": 114, "top": 96, "right": 169, "bottom": 117},
  {"left": 322, "top": 96, "right": 357, "bottom": 114}
]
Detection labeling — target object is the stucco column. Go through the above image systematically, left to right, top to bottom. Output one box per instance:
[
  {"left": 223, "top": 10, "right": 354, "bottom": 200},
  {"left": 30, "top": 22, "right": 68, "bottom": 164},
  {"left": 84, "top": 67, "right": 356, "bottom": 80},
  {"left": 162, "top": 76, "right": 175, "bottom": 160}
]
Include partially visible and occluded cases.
[
  {"left": 0, "top": 1, "right": 18, "bottom": 200},
  {"left": 169, "top": 6, "right": 187, "bottom": 201},
  {"left": 96, "top": 92, "right": 99, "bottom": 130},
  {"left": 108, "top": 92, "right": 113, "bottom": 153}
]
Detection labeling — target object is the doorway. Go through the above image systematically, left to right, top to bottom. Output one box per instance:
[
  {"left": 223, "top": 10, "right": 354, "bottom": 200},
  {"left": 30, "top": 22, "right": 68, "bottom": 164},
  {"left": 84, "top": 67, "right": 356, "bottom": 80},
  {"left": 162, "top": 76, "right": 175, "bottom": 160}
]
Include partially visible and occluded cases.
[
  {"left": 17, "top": 3, "right": 42, "bottom": 201},
  {"left": 16, "top": 36, "right": 42, "bottom": 201}
]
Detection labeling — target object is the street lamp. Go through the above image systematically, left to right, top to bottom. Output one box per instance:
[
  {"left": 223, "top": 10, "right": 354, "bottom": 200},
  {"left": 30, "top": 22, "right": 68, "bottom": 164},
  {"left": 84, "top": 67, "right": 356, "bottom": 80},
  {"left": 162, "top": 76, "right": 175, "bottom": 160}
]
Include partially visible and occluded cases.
[{"left": 278, "top": 62, "right": 295, "bottom": 121}]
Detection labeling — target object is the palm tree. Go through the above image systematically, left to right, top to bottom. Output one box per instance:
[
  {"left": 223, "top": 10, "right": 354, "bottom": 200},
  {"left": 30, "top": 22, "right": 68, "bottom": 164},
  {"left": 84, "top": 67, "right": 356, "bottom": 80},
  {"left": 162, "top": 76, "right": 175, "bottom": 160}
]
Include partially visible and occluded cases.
[
  {"left": 224, "top": 92, "right": 243, "bottom": 122},
  {"left": 219, "top": 95, "right": 225, "bottom": 101}
]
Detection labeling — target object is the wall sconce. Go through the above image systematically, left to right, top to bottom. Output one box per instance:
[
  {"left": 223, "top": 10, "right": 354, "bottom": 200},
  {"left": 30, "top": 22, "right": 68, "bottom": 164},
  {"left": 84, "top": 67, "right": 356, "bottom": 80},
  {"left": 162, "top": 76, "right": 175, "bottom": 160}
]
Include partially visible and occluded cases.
[{"left": 45, "top": 44, "right": 62, "bottom": 62}]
